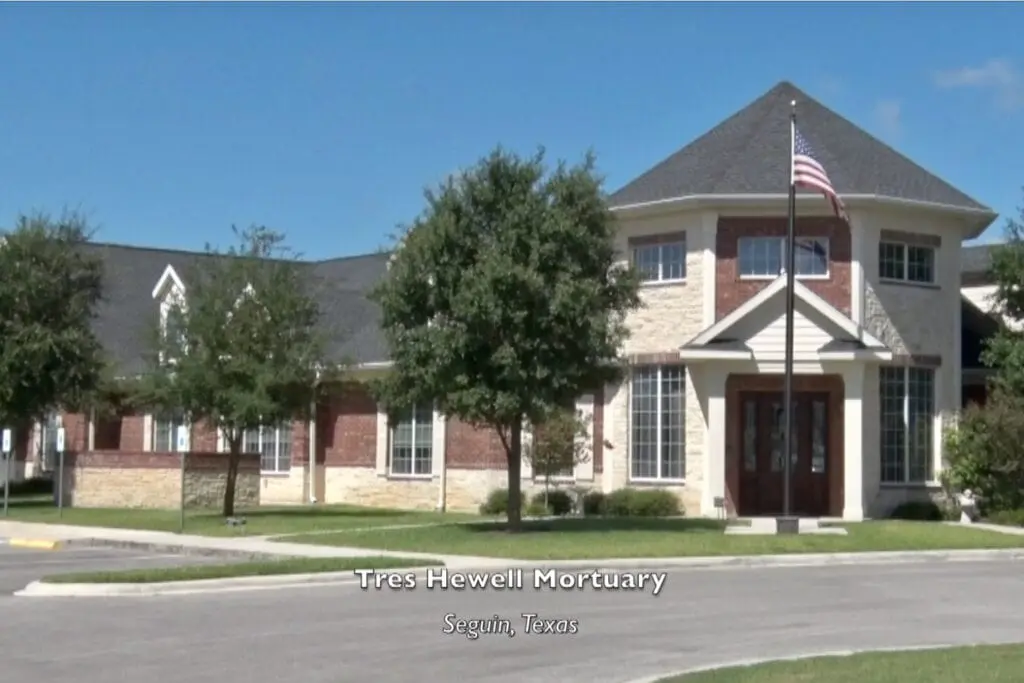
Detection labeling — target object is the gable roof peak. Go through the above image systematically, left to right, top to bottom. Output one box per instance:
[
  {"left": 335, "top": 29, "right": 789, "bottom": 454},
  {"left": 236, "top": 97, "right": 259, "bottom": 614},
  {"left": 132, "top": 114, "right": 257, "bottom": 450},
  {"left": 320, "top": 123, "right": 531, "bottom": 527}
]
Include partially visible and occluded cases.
[{"left": 608, "top": 80, "right": 991, "bottom": 215}]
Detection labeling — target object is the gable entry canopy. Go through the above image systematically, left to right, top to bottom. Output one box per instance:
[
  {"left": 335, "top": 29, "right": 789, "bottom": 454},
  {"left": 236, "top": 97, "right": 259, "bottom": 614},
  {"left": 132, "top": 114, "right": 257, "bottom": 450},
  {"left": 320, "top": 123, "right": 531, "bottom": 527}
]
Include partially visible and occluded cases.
[{"left": 679, "top": 277, "right": 893, "bottom": 364}]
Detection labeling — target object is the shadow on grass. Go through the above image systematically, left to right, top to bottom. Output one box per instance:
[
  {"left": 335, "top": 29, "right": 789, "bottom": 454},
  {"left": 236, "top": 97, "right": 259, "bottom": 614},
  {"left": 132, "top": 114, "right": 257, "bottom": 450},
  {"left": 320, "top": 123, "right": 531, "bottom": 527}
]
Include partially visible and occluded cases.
[
  {"left": 221, "top": 505, "right": 424, "bottom": 520},
  {"left": 460, "top": 517, "right": 727, "bottom": 534}
]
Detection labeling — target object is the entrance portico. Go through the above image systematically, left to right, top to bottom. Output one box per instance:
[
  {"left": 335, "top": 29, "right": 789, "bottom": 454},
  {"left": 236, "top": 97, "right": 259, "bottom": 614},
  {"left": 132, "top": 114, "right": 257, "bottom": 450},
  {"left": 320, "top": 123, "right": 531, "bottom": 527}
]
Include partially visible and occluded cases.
[{"left": 680, "top": 277, "right": 893, "bottom": 521}]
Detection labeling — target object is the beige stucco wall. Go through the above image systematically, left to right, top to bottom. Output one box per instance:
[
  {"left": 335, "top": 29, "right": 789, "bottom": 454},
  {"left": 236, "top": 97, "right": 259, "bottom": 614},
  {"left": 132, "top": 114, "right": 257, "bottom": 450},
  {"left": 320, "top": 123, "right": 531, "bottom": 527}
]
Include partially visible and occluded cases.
[
  {"left": 854, "top": 208, "right": 966, "bottom": 516},
  {"left": 260, "top": 471, "right": 307, "bottom": 505}
]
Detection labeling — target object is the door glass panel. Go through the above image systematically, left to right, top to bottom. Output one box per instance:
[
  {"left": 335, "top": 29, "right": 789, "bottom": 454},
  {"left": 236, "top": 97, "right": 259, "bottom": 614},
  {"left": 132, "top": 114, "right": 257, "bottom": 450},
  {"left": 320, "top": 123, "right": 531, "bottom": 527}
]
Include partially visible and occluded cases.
[
  {"left": 811, "top": 399, "right": 826, "bottom": 473},
  {"left": 743, "top": 400, "right": 756, "bottom": 472},
  {"left": 770, "top": 400, "right": 798, "bottom": 472}
]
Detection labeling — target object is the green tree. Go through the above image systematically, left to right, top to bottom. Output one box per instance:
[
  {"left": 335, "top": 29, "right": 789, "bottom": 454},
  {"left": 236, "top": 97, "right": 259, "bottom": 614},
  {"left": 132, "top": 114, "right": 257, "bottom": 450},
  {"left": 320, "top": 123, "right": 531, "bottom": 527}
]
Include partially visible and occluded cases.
[
  {"left": 372, "top": 148, "right": 641, "bottom": 530},
  {"left": 983, "top": 190, "right": 1024, "bottom": 395},
  {"left": 0, "top": 213, "right": 105, "bottom": 432},
  {"left": 139, "top": 226, "right": 331, "bottom": 517},
  {"left": 524, "top": 406, "right": 593, "bottom": 510}
]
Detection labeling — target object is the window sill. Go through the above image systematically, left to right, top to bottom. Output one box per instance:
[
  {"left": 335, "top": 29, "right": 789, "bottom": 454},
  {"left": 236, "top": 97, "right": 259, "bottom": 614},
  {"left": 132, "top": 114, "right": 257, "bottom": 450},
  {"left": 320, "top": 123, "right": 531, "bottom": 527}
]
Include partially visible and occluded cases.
[
  {"left": 738, "top": 274, "right": 831, "bottom": 281},
  {"left": 639, "top": 278, "right": 687, "bottom": 289},
  {"left": 878, "top": 278, "right": 940, "bottom": 290},
  {"left": 260, "top": 471, "right": 291, "bottom": 478},
  {"left": 385, "top": 473, "right": 434, "bottom": 481},
  {"left": 532, "top": 476, "right": 576, "bottom": 483},
  {"left": 628, "top": 478, "right": 686, "bottom": 486},
  {"left": 879, "top": 481, "right": 942, "bottom": 489}
]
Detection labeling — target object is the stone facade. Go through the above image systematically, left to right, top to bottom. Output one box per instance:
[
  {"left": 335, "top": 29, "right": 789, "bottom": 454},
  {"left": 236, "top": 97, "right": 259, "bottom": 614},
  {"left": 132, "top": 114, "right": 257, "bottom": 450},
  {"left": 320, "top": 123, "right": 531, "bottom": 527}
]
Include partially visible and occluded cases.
[{"left": 57, "top": 451, "right": 260, "bottom": 509}]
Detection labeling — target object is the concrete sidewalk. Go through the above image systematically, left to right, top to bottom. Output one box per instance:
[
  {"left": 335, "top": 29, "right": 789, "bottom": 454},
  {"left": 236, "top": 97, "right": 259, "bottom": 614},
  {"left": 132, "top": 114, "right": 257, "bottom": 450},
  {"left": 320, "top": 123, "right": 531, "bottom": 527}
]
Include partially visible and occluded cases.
[{"left": 0, "top": 520, "right": 505, "bottom": 569}]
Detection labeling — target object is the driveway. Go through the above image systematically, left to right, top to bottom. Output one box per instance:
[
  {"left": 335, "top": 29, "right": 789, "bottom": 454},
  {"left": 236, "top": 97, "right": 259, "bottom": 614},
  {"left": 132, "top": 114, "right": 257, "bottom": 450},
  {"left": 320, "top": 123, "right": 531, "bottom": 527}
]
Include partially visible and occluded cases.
[
  {"left": 0, "top": 544, "right": 223, "bottom": 594},
  {"left": 1, "top": 559, "right": 1022, "bottom": 682}
]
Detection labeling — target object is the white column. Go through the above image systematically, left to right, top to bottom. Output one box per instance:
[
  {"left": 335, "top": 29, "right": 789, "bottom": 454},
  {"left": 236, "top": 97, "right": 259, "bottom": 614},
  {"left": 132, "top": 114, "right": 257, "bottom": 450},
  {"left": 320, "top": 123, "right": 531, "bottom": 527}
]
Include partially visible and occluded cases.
[
  {"left": 842, "top": 365, "right": 866, "bottom": 520},
  {"left": 700, "top": 368, "right": 727, "bottom": 516}
]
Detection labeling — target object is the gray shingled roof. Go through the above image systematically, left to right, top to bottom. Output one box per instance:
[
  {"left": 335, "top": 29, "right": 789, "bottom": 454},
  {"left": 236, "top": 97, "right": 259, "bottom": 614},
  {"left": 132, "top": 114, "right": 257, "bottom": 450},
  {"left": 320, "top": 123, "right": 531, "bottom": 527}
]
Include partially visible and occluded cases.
[
  {"left": 609, "top": 81, "right": 991, "bottom": 212},
  {"left": 83, "top": 243, "right": 391, "bottom": 375},
  {"left": 962, "top": 244, "right": 996, "bottom": 278}
]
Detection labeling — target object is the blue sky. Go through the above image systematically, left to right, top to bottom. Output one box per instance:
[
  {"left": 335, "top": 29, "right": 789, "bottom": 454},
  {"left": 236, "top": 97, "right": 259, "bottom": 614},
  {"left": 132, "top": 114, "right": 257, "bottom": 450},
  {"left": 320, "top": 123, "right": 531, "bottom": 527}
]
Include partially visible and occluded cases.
[{"left": 1, "top": 2, "right": 1022, "bottom": 258}]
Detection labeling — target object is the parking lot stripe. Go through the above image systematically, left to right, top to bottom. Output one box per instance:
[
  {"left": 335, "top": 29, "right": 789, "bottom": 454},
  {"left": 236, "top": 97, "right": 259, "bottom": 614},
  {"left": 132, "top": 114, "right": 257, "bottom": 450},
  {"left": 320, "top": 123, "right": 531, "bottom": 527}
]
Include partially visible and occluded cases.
[{"left": 7, "top": 539, "right": 63, "bottom": 550}]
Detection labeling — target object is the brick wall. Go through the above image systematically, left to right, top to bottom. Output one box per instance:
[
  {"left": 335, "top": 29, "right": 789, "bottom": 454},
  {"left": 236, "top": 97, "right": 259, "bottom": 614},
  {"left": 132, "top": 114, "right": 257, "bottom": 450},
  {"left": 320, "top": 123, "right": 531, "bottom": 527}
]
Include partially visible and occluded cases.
[{"left": 716, "top": 216, "right": 851, "bottom": 319}]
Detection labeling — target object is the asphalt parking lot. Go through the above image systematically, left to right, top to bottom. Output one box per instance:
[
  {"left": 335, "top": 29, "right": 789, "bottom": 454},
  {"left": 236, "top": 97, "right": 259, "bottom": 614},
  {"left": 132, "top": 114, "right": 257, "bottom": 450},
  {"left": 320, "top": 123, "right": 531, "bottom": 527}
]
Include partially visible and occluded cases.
[{"left": 0, "top": 544, "right": 226, "bottom": 594}]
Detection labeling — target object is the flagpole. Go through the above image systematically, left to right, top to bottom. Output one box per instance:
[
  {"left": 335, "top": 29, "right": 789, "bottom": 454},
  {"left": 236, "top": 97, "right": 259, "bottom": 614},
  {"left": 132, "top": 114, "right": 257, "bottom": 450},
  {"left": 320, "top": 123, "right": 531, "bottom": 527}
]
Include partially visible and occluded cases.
[{"left": 781, "top": 100, "right": 797, "bottom": 530}]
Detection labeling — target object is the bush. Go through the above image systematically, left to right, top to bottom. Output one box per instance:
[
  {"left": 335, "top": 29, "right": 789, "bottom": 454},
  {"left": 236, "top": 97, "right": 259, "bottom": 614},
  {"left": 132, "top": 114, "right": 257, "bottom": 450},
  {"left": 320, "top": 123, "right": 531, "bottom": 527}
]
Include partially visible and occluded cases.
[
  {"left": 944, "top": 390, "right": 1024, "bottom": 514},
  {"left": 6, "top": 477, "right": 53, "bottom": 497},
  {"left": 479, "top": 488, "right": 525, "bottom": 516},
  {"left": 602, "top": 488, "right": 681, "bottom": 518},
  {"left": 530, "top": 490, "right": 573, "bottom": 516},
  {"left": 582, "top": 490, "right": 606, "bottom": 516},
  {"left": 525, "top": 500, "right": 549, "bottom": 517},
  {"left": 888, "top": 500, "right": 946, "bottom": 521},
  {"left": 987, "top": 509, "right": 1024, "bottom": 527}
]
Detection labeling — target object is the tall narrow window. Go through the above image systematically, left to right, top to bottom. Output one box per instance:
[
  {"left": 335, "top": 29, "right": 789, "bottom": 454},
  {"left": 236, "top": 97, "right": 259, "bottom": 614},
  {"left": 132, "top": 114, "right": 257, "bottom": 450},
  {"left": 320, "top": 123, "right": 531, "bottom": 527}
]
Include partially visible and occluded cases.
[
  {"left": 630, "top": 366, "right": 685, "bottom": 480},
  {"left": 880, "top": 367, "right": 935, "bottom": 483},
  {"left": 153, "top": 411, "right": 186, "bottom": 452},
  {"left": 243, "top": 424, "right": 293, "bottom": 473}
]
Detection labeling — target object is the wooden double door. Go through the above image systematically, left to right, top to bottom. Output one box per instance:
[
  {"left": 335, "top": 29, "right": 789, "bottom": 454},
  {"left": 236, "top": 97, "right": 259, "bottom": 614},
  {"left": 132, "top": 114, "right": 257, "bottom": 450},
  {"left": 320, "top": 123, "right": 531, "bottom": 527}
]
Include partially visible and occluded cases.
[{"left": 737, "top": 391, "right": 831, "bottom": 517}]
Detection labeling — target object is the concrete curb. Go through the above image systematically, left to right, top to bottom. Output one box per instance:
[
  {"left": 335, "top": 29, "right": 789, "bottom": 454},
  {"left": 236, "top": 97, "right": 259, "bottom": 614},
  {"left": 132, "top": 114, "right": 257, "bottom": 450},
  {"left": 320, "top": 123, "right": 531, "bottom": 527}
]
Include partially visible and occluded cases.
[
  {"left": 60, "top": 537, "right": 285, "bottom": 561},
  {"left": 13, "top": 547, "right": 1024, "bottom": 597},
  {"left": 507, "top": 547, "right": 1024, "bottom": 570},
  {"left": 14, "top": 564, "right": 445, "bottom": 597},
  {"left": 619, "top": 642, "right": 1018, "bottom": 683}
]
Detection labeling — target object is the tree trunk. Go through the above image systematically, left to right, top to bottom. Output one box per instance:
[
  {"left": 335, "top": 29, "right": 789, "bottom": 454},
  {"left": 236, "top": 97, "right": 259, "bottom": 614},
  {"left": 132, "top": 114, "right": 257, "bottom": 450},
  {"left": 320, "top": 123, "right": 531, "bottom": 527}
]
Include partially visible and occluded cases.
[
  {"left": 506, "top": 419, "right": 523, "bottom": 532},
  {"left": 223, "top": 439, "right": 241, "bottom": 518}
]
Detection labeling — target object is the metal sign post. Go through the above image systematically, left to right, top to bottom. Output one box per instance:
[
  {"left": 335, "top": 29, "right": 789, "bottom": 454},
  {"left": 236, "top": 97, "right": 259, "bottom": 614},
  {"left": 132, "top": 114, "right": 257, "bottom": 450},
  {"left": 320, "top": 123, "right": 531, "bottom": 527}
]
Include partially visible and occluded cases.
[
  {"left": 176, "top": 425, "right": 189, "bottom": 533},
  {"left": 56, "top": 427, "right": 66, "bottom": 518},
  {"left": 2, "top": 428, "right": 12, "bottom": 517}
]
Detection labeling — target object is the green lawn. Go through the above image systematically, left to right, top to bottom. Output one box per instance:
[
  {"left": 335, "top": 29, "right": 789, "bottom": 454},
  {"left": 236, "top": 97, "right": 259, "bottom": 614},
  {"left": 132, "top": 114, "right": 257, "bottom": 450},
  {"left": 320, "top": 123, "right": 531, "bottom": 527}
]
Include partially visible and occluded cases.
[
  {"left": 3, "top": 497, "right": 478, "bottom": 536},
  {"left": 281, "top": 517, "right": 1024, "bottom": 560},
  {"left": 42, "top": 555, "right": 441, "bottom": 584},
  {"left": 656, "top": 644, "right": 1024, "bottom": 682}
]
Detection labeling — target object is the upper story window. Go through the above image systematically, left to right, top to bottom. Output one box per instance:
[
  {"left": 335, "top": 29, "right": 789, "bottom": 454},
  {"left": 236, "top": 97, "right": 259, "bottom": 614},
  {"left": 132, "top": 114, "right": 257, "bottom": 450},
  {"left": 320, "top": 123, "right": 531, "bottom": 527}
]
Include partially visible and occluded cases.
[
  {"left": 631, "top": 234, "right": 686, "bottom": 283},
  {"left": 737, "top": 236, "right": 829, "bottom": 279},
  {"left": 879, "top": 241, "right": 935, "bottom": 284}
]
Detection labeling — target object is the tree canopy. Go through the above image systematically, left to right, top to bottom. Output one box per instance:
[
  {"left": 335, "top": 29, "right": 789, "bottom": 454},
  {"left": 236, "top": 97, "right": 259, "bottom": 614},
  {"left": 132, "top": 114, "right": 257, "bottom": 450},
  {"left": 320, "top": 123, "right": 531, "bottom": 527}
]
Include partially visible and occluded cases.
[
  {"left": 373, "top": 147, "right": 641, "bottom": 529},
  {"left": 983, "top": 190, "right": 1024, "bottom": 396},
  {"left": 0, "top": 213, "right": 105, "bottom": 428},
  {"left": 139, "top": 226, "right": 331, "bottom": 516}
]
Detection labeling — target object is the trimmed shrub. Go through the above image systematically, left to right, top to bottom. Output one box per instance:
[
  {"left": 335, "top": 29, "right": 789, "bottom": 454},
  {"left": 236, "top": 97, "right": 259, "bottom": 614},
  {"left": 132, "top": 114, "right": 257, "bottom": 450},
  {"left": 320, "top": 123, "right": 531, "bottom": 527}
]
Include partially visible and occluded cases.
[
  {"left": 479, "top": 488, "right": 526, "bottom": 516},
  {"left": 602, "top": 488, "right": 681, "bottom": 518},
  {"left": 530, "top": 490, "right": 573, "bottom": 517},
  {"left": 582, "top": 491, "right": 606, "bottom": 516},
  {"left": 525, "top": 500, "right": 549, "bottom": 517},
  {"left": 888, "top": 500, "right": 945, "bottom": 521},
  {"left": 987, "top": 509, "right": 1024, "bottom": 527}
]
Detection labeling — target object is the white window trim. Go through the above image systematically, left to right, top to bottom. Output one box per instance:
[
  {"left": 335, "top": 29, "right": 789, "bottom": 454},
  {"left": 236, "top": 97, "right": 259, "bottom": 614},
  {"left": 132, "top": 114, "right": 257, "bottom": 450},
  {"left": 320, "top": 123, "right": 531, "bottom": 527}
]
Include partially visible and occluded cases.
[
  {"left": 737, "top": 236, "right": 831, "bottom": 281},
  {"left": 632, "top": 237, "right": 687, "bottom": 285},
  {"left": 878, "top": 241, "right": 937, "bottom": 286},
  {"left": 628, "top": 366, "right": 686, "bottom": 484},
  {"left": 879, "top": 366, "right": 937, "bottom": 486},
  {"left": 375, "top": 404, "right": 446, "bottom": 480},
  {"left": 148, "top": 412, "right": 188, "bottom": 453},
  {"left": 243, "top": 424, "right": 293, "bottom": 475}
]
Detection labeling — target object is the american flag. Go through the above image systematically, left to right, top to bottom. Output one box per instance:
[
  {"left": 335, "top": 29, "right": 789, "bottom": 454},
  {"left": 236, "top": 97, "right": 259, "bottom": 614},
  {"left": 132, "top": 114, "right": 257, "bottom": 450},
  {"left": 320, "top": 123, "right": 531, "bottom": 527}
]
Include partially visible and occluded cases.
[{"left": 792, "top": 126, "right": 847, "bottom": 221}]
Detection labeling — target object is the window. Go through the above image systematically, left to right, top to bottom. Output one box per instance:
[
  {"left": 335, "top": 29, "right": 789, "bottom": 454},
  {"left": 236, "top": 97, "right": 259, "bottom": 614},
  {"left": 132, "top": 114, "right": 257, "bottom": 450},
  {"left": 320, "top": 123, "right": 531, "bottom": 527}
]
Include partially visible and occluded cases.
[
  {"left": 737, "top": 236, "right": 830, "bottom": 278},
  {"left": 632, "top": 237, "right": 685, "bottom": 283},
  {"left": 879, "top": 242, "right": 935, "bottom": 284},
  {"left": 160, "top": 300, "right": 187, "bottom": 363},
  {"left": 630, "top": 366, "right": 685, "bottom": 480},
  {"left": 880, "top": 367, "right": 935, "bottom": 484},
  {"left": 389, "top": 403, "right": 433, "bottom": 476},
  {"left": 152, "top": 412, "right": 186, "bottom": 452},
  {"left": 243, "top": 424, "right": 292, "bottom": 473}
]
